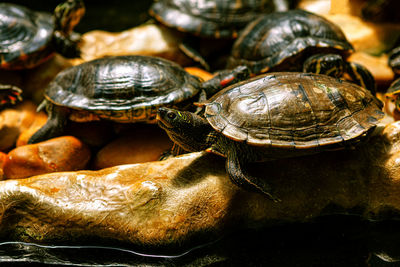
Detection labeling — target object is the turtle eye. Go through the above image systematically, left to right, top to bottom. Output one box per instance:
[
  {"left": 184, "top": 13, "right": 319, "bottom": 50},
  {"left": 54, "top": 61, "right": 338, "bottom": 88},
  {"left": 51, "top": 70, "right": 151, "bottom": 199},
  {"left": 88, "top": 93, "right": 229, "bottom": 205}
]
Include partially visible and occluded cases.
[{"left": 167, "top": 111, "right": 177, "bottom": 120}]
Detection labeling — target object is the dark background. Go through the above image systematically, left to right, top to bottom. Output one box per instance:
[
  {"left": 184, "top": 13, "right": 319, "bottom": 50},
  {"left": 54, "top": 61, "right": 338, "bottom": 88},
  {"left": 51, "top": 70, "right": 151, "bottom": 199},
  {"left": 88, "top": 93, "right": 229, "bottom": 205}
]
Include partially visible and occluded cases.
[{"left": 4, "top": 0, "right": 153, "bottom": 33}]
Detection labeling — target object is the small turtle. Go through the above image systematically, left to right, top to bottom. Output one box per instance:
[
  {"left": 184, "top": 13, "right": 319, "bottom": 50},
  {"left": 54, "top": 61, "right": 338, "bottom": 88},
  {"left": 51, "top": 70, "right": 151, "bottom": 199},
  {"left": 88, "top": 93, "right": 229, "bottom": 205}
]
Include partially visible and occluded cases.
[
  {"left": 0, "top": 0, "right": 85, "bottom": 70},
  {"left": 149, "top": 0, "right": 292, "bottom": 70},
  {"left": 227, "top": 9, "right": 376, "bottom": 94},
  {"left": 385, "top": 46, "right": 400, "bottom": 112},
  {"left": 28, "top": 55, "right": 249, "bottom": 144},
  {"left": 157, "top": 72, "right": 384, "bottom": 201}
]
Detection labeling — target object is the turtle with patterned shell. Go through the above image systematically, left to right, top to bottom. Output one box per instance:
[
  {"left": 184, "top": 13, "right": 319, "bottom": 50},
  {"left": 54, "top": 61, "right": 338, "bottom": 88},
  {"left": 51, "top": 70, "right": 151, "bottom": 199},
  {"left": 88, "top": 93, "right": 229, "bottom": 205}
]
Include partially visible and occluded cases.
[
  {"left": 0, "top": 0, "right": 85, "bottom": 108},
  {"left": 149, "top": 0, "right": 292, "bottom": 70},
  {"left": 227, "top": 9, "right": 376, "bottom": 94},
  {"left": 28, "top": 55, "right": 249, "bottom": 144},
  {"left": 157, "top": 72, "right": 384, "bottom": 201}
]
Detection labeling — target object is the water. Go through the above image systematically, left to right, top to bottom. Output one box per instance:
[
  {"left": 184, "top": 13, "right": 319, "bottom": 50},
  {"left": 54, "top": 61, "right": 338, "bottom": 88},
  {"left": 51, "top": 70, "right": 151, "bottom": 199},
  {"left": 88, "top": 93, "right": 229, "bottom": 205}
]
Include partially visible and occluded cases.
[{"left": 1, "top": 216, "right": 400, "bottom": 266}]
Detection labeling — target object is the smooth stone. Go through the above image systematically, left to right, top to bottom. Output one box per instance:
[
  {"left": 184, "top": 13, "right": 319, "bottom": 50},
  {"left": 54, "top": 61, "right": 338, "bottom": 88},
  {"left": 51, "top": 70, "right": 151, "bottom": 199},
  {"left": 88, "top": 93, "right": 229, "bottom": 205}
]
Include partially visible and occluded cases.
[
  {"left": 324, "top": 13, "right": 400, "bottom": 56},
  {"left": 71, "top": 23, "right": 192, "bottom": 67},
  {"left": 0, "top": 101, "right": 47, "bottom": 152},
  {"left": 1, "top": 122, "right": 400, "bottom": 247},
  {"left": 93, "top": 125, "right": 173, "bottom": 169},
  {"left": 3, "top": 136, "right": 91, "bottom": 179}
]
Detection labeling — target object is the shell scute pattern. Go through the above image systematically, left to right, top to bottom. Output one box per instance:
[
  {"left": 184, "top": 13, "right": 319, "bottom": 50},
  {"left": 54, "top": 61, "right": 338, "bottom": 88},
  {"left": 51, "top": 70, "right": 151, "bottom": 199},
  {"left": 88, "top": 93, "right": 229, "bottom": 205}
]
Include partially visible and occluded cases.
[
  {"left": 150, "top": 0, "right": 279, "bottom": 38},
  {"left": 0, "top": 3, "right": 54, "bottom": 68},
  {"left": 228, "top": 9, "right": 353, "bottom": 73},
  {"left": 46, "top": 56, "right": 202, "bottom": 121},
  {"left": 206, "top": 72, "right": 383, "bottom": 149}
]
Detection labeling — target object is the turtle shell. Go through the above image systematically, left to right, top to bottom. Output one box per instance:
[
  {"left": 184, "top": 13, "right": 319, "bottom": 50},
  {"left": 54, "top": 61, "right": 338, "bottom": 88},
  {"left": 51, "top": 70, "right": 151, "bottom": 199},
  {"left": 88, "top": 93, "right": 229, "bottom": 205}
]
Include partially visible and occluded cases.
[
  {"left": 149, "top": 0, "right": 280, "bottom": 38},
  {"left": 0, "top": 3, "right": 55, "bottom": 70},
  {"left": 226, "top": 9, "right": 354, "bottom": 74},
  {"left": 45, "top": 55, "right": 202, "bottom": 123},
  {"left": 205, "top": 72, "right": 383, "bottom": 150},
  {"left": 386, "top": 78, "right": 400, "bottom": 97}
]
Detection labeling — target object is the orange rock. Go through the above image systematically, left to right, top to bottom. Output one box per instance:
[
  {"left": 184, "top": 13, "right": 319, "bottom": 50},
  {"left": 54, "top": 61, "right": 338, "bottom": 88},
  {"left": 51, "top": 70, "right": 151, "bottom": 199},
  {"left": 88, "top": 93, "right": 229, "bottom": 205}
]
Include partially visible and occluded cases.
[
  {"left": 0, "top": 101, "right": 47, "bottom": 152},
  {"left": 16, "top": 111, "right": 48, "bottom": 147},
  {"left": 93, "top": 125, "right": 173, "bottom": 169},
  {"left": 3, "top": 136, "right": 91, "bottom": 179},
  {"left": 0, "top": 151, "right": 6, "bottom": 180}
]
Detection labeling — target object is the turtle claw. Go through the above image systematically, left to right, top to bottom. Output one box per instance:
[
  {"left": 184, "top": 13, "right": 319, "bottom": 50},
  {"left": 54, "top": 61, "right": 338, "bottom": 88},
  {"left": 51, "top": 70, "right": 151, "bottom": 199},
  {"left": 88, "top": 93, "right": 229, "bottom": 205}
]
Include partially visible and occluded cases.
[{"left": 0, "top": 85, "right": 23, "bottom": 108}]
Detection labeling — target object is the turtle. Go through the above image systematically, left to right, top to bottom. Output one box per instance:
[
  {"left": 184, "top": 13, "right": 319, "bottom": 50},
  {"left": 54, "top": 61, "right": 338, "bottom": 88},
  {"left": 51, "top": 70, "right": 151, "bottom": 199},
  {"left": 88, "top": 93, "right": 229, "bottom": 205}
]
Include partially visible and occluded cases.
[
  {"left": 0, "top": 0, "right": 85, "bottom": 70},
  {"left": 149, "top": 0, "right": 293, "bottom": 70},
  {"left": 226, "top": 9, "right": 376, "bottom": 94},
  {"left": 384, "top": 46, "right": 400, "bottom": 112},
  {"left": 27, "top": 55, "right": 250, "bottom": 144},
  {"left": 157, "top": 72, "right": 384, "bottom": 201}
]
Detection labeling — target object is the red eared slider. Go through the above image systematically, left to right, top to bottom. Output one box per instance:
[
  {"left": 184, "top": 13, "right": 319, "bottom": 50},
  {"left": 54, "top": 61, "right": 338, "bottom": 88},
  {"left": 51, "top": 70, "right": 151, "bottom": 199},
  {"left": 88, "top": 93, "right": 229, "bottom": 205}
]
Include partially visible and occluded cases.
[
  {"left": 0, "top": 0, "right": 85, "bottom": 70},
  {"left": 149, "top": 0, "right": 292, "bottom": 70},
  {"left": 149, "top": 0, "right": 290, "bottom": 39},
  {"left": 227, "top": 9, "right": 376, "bottom": 94},
  {"left": 385, "top": 46, "right": 400, "bottom": 111},
  {"left": 28, "top": 55, "right": 249, "bottom": 144},
  {"left": 157, "top": 72, "right": 384, "bottom": 201}
]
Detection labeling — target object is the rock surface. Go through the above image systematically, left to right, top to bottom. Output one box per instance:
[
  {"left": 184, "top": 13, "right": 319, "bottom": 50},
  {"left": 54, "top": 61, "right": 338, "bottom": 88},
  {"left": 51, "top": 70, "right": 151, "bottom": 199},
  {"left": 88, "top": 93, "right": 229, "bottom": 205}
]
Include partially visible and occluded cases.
[
  {"left": 72, "top": 24, "right": 192, "bottom": 67},
  {"left": 0, "top": 101, "right": 47, "bottom": 152},
  {"left": 1, "top": 122, "right": 400, "bottom": 247},
  {"left": 93, "top": 125, "right": 173, "bottom": 169},
  {"left": 3, "top": 136, "right": 91, "bottom": 179}
]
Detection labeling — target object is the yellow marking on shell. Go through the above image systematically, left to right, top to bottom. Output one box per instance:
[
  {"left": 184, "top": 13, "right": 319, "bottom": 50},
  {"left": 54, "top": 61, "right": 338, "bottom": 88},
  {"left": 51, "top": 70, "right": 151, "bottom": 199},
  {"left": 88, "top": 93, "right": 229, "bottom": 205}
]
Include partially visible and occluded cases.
[
  {"left": 333, "top": 44, "right": 346, "bottom": 50},
  {"left": 315, "top": 58, "right": 322, "bottom": 74},
  {"left": 313, "top": 86, "right": 324, "bottom": 94},
  {"left": 345, "top": 92, "right": 356, "bottom": 102}
]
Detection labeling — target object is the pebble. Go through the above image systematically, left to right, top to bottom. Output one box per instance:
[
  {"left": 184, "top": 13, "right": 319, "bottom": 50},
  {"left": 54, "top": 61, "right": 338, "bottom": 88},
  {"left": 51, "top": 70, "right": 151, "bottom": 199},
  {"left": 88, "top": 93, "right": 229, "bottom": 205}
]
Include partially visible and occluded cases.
[
  {"left": 0, "top": 101, "right": 47, "bottom": 151},
  {"left": 93, "top": 125, "right": 173, "bottom": 169},
  {"left": 3, "top": 136, "right": 91, "bottom": 179}
]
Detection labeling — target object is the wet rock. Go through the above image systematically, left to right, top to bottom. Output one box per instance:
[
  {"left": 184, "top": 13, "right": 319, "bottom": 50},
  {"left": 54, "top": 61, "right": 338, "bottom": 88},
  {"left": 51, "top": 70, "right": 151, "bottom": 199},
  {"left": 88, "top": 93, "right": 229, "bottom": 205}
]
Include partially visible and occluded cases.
[
  {"left": 73, "top": 23, "right": 192, "bottom": 67},
  {"left": 0, "top": 101, "right": 47, "bottom": 152},
  {"left": 1, "top": 122, "right": 400, "bottom": 246},
  {"left": 93, "top": 125, "right": 172, "bottom": 169},
  {"left": 3, "top": 136, "right": 91, "bottom": 179}
]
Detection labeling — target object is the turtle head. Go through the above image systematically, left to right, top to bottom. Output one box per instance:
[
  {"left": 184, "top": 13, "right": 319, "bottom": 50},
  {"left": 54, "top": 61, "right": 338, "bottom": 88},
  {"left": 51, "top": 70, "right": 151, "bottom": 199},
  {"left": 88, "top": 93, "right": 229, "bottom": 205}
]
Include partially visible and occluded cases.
[
  {"left": 54, "top": 0, "right": 85, "bottom": 34},
  {"left": 303, "top": 53, "right": 345, "bottom": 78},
  {"left": 157, "top": 107, "right": 213, "bottom": 152}
]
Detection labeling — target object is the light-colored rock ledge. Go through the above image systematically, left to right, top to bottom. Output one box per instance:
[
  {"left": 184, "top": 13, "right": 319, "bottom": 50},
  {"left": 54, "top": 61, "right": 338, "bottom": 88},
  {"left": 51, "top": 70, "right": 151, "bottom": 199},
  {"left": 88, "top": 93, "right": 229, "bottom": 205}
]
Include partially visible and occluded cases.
[{"left": 1, "top": 121, "right": 400, "bottom": 248}]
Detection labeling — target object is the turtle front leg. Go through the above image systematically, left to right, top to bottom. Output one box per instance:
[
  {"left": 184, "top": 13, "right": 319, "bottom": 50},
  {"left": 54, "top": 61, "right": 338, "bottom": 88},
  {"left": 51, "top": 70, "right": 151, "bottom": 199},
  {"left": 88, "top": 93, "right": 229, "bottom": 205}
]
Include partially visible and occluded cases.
[
  {"left": 345, "top": 62, "right": 376, "bottom": 94},
  {"left": 0, "top": 84, "right": 22, "bottom": 108},
  {"left": 28, "top": 102, "right": 69, "bottom": 144},
  {"left": 225, "top": 151, "right": 281, "bottom": 202}
]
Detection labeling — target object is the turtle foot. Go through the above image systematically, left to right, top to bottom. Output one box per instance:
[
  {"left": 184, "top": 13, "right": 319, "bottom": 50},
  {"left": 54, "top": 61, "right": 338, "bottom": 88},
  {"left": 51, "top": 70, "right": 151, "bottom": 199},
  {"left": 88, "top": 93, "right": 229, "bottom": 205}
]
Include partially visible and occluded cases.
[{"left": 0, "top": 85, "right": 22, "bottom": 108}]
